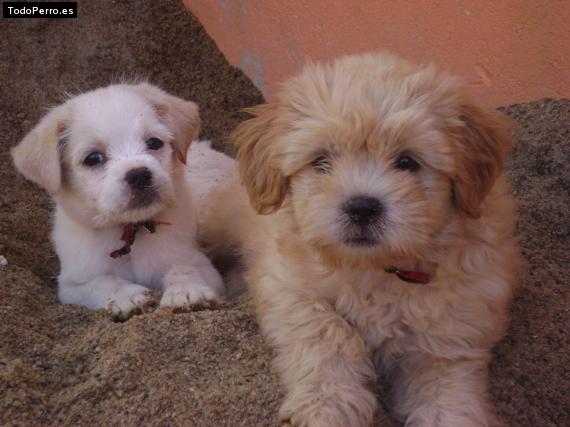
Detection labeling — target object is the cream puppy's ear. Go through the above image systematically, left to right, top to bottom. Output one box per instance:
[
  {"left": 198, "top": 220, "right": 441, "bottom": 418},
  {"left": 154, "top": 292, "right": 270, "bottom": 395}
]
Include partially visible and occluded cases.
[
  {"left": 134, "top": 83, "right": 200, "bottom": 164},
  {"left": 450, "top": 99, "right": 514, "bottom": 218},
  {"left": 12, "top": 104, "right": 69, "bottom": 194},
  {"left": 233, "top": 104, "right": 290, "bottom": 214}
]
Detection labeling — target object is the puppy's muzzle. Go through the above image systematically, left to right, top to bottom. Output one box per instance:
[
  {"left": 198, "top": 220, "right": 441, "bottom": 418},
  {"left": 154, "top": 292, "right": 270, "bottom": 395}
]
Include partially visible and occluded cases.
[
  {"left": 125, "top": 167, "right": 158, "bottom": 208},
  {"left": 343, "top": 196, "right": 383, "bottom": 226}
]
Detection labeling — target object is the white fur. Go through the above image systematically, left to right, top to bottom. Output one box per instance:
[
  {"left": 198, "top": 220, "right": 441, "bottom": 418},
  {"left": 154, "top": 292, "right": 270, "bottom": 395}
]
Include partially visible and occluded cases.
[
  {"left": 12, "top": 84, "right": 224, "bottom": 318},
  {"left": 186, "top": 140, "right": 237, "bottom": 215}
]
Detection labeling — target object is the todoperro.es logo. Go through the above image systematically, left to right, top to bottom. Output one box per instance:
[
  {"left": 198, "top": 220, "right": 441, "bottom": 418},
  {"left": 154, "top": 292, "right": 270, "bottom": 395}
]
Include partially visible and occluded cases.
[{"left": 3, "top": 2, "right": 77, "bottom": 18}]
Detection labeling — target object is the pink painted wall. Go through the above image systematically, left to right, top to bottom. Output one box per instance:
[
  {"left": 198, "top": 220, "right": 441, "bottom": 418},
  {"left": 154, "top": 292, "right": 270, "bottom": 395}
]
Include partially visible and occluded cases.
[{"left": 184, "top": 0, "right": 569, "bottom": 107}]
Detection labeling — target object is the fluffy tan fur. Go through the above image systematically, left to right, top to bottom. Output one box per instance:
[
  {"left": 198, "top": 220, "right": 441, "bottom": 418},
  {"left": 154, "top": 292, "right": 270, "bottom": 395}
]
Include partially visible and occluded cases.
[{"left": 204, "top": 53, "right": 519, "bottom": 426}]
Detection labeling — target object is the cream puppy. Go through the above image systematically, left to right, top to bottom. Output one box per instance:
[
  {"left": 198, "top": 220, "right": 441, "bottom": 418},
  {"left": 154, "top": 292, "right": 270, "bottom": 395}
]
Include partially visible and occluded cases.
[
  {"left": 204, "top": 53, "right": 519, "bottom": 426},
  {"left": 12, "top": 83, "right": 224, "bottom": 319}
]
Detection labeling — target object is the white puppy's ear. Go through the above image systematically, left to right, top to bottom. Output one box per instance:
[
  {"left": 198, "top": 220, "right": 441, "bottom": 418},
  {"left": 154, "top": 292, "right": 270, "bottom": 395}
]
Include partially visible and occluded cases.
[
  {"left": 134, "top": 83, "right": 200, "bottom": 164},
  {"left": 450, "top": 99, "right": 514, "bottom": 219},
  {"left": 11, "top": 104, "right": 69, "bottom": 194},
  {"left": 233, "top": 104, "right": 290, "bottom": 215}
]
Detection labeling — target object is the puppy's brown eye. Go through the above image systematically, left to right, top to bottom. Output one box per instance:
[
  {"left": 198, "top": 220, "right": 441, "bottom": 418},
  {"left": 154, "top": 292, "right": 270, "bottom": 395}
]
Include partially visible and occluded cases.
[
  {"left": 146, "top": 137, "right": 164, "bottom": 150},
  {"left": 83, "top": 151, "right": 105, "bottom": 167},
  {"left": 312, "top": 155, "right": 331, "bottom": 173},
  {"left": 395, "top": 155, "right": 420, "bottom": 172}
]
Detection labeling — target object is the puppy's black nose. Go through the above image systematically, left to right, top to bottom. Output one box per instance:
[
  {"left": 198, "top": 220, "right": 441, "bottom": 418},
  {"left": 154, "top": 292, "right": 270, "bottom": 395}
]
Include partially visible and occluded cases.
[
  {"left": 125, "top": 167, "right": 152, "bottom": 190},
  {"left": 344, "top": 196, "right": 383, "bottom": 226}
]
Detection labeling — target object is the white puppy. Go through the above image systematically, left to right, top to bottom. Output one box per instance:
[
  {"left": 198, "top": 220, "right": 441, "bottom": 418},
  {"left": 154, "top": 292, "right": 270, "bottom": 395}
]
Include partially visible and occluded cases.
[{"left": 12, "top": 83, "right": 224, "bottom": 319}]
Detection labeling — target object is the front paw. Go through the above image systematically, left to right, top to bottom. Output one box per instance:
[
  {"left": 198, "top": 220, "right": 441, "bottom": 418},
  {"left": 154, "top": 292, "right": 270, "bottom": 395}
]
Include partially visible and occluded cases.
[
  {"left": 160, "top": 282, "right": 220, "bottom": 308},
  {"left": 108, "top": 283, "right": 153, "bottom": 320},
  {"left": 279, "top": 382, "right": 377, "bottom": 427}
]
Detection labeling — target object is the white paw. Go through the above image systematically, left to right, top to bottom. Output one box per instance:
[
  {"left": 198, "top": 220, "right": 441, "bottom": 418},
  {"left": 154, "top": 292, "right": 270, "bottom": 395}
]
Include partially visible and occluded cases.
[
  {"left": 160, "top": 282, "right": 219, "bottom": 308},
  {"left": 107, "top": 283, "right": 151, "bottom": 319}
]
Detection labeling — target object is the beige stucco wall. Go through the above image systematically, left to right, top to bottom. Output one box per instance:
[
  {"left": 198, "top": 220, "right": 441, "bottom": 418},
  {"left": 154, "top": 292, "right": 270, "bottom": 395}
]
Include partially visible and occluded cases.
[{"left": 184, "top": 0, "right": 569, "bottom": 107}]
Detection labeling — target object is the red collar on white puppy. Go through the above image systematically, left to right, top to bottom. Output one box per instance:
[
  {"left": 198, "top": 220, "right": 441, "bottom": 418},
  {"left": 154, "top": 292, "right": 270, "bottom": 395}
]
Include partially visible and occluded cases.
[{"left": 110, "top": 219, "right": 171, "bottom": 259}]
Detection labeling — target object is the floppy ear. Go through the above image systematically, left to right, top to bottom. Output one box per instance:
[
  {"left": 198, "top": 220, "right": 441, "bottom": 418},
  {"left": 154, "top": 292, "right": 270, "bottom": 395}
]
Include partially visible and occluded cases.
[
  {"left": 134, "top": 83, "right": 200, "bottom": 164},
  {"left": 450, "top": 99, "right": 514, "bottom": 218},
  {"left": 11, "top": 104, "right": 69, "bottom": 194},
  {"left": 233, "top": 104, "right": 289, "bottom": 214}
]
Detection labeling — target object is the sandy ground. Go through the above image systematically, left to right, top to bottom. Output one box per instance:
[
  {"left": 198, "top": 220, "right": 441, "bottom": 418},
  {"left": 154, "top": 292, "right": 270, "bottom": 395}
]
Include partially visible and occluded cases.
[{"left": 0, "top": 1, "right": 568, "bottom": 426}]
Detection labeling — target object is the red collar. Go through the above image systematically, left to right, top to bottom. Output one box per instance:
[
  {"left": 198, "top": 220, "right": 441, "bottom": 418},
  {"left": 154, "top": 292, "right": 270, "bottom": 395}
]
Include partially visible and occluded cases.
[
  {"left": 110, "top": 219, "right": 171, "bottom": 259},
  {"left": 385, "top": 266, "right": 430, "bottom": 285}
]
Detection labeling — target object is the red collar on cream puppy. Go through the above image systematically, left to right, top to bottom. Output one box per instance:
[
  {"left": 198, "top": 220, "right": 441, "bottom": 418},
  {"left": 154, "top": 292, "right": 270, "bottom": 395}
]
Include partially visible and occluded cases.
[{"left": 384, "top": 266, "right": 430, "bottom": 285}]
